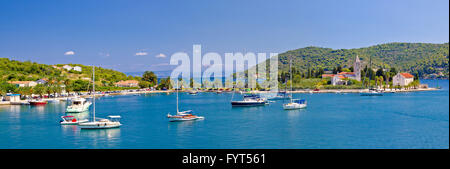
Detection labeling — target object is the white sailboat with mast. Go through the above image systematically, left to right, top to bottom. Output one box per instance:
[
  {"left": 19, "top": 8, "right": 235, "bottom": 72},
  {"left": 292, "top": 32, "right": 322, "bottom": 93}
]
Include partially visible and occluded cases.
[
  {"left": 283, "top": 55, "right": 307, "bottom": 110},
  {"left": 360, "top": 55, "right": 383, "bottom": 96},
  {"left": 78, "top": 66, "right": 122, "bottom": 129},
  {"left": 167, "top": 80, "right": 204, "bottom": 122}
]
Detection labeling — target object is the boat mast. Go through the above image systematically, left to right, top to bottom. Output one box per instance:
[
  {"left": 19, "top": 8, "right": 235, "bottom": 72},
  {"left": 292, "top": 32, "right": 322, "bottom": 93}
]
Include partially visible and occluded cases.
[
  {"left": 289, "top": 55, "right": 293, "bottom": 103},
  {"left": 369, "top": 55, "right": 372, "bottom": 89},
  {"left": 92, "top": 65, "right": 95, "bottom": 122},
  {"left": 176, "top": 80, "right": 179, "bottom": 114}
]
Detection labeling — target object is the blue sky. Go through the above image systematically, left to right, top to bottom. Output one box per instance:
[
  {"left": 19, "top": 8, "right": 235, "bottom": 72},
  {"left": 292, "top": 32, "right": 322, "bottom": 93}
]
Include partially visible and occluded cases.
[{"left": 0, "top": 0, "right": 448, "bottom": 72}]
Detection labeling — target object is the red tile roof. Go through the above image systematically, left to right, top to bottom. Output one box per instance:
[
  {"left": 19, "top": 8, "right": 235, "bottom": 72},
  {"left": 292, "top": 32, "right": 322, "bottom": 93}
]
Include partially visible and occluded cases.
[
  {"left": 338, "top": 72, "right": 355, "bottom": 75},
  {"left": 400, "top": 73, "right": 414, "bottom": 78},
  {"left": 322, "top": 74, "right": 335, "bottom": 78},
  {"left": 115, "top": 80, "right": 139, "bottom": 85},
  {"left": 8, "top": 81, "right": 35, "bottom": 84}
]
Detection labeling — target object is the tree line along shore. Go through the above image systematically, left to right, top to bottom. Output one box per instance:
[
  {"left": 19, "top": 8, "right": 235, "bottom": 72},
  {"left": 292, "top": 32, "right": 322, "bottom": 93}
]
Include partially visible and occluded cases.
[{"left": 2, "top": 41, "right": 448, "bottom": 101}]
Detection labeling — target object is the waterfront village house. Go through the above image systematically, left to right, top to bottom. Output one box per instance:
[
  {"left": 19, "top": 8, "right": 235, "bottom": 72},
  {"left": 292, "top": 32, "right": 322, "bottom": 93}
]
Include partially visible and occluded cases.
[
  {"left": 322, "top": 55, "right": 361, "bottom": 86},
  {"left": 63, "top": 65, "right": 73, "bottom": 71},
  {"left": 73, "top": 66, "right": 82, "bottom": 72},
  {"left": 393, "top": 73, "right": 414, "bottom": 86},
  {"left": 115, "top": 80, "right": 139, "bottom": 87},
  {"left": 8, "top": 81, "right": 37, "bottom": 87},
  {"left": 5, "top": 94, "right": 21, "bottom": 102}
]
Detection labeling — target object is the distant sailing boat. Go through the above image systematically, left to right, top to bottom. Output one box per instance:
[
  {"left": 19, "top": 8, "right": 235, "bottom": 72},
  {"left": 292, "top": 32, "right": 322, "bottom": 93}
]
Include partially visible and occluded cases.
[
  {"left": 283, "top": 55, "right": 307, "bottom": 110},
  {"left": 360, "top": 55, "right": 383, "bottom": 96},
  {"left": 78, "top": 66, "right": 122, "bottom": 129},
  {"left": 167, "top": 81, "right": 204, "bottom": 122},
  {"left": 231, "top": 85, "right": 267, "bottom": 106}
]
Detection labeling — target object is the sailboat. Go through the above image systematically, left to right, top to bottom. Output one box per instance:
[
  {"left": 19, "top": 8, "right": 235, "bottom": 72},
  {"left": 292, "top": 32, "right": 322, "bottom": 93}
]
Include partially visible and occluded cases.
[
  {"left": 283, "top": 55, "right": 307, "bottom": 110},
  {"left": 360, "top": 55, "right": 383, "bottom": 96},
  {"left": 78, "top": 66, "right": 122, "bottom": 129},
  {"left": 167, "top": 81, "right": 204, "bottom": 122},
  {"left": 230, "top": 85, "right": 267, "bottom": 106},
  {"left": 268, "top": 85, "right": 291, "bottom": 100}
]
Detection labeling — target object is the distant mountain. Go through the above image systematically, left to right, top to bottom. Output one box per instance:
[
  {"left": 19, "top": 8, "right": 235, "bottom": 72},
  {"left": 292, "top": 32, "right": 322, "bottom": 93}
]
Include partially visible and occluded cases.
[
  {"left": 257, "top": 42, "right": 449, "bottom": 78},
  {"left": 125, "top": 70, "right": 173, "bottom": 78}
]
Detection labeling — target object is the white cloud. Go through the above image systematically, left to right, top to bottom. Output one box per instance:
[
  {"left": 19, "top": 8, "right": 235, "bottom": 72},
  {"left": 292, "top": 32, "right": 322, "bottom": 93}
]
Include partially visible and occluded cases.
[
  {"left": 64, "top": 51, "right": 75, "bottom": 55},
  {"left": 98, "top": 52, "right": 110, "bottom": 58},
  {"left": 135, "top": 52, "right": 148, "bottom": 56},
  {"left": 156, "top": 53, "right": 166, "bottom": 58}
]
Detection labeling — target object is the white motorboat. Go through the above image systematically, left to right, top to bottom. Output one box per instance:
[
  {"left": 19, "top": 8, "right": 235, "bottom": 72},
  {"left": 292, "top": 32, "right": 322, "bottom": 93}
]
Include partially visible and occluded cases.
[
  {"left": 79, "top": 66, "right": 122, "bottom": 129},
  {"left": 167, "top": 81, "right": 204, "bottom": 122},
  {"left": 360, "top": 89, "right": 383, "bottom": 96},
  {"left": 188, "top": 90, "right": 198, "bottom": 95},
  {"left": 66, "top": 97, "right": 91, "bottom": 113},
  {"left": 47, "top": 99, "right": 60, "bottom": 103},
  {"left": 283, "top": 99, "right": 307, "bottom": 110},
  {"left": 60, "top": 115, "right": 88, "bottom": 125}
]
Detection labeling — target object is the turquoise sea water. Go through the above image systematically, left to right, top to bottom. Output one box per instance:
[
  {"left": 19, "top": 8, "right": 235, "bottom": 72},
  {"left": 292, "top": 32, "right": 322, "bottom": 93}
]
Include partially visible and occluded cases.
[{"left": 0, "top": 80, "right": 448, "bottom": 149}]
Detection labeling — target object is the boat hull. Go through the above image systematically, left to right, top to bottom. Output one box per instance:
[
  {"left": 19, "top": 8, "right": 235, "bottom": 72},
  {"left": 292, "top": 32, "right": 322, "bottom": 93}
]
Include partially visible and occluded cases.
[
  {"left": 360, "top": 93, "right": 383, "bottom": 96},
  {"left": 30, "top": 101, "right": 47, "bottom": 105},
  {"left": 231, "top": 101, "right": 267, "bottom": 106},
  {"left": 283, "top": 103, "right": 307, "bottom": 110},
  {"left": 169, "top": 116, "right": 204, "bottom": 122},
  {"left": 60, "top": 119, "right": 88, "bottom": 125},
  {"left": 78, "top": 122, "right": 121, "bottom": 129}
]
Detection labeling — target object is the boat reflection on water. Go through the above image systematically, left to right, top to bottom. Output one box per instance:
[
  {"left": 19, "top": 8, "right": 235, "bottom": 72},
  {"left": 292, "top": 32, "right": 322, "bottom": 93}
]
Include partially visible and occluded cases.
[
  {"left": 8, "top": 105, "right": 26, "bottom": 114},
  {"left": 32, "top": 105, "right": 45, "bottom": 114},
  {"left": 286, "top": 108, "right": 307, "bottom": 118},
  {"left": 168, "top": 120, "right": 200, "bottom": 138},
  {"left": 60, "top": 124, "right": 78, "bottom": 134},
  {"left": 80, "top": 128, "right": 121, "bottom": 140}
]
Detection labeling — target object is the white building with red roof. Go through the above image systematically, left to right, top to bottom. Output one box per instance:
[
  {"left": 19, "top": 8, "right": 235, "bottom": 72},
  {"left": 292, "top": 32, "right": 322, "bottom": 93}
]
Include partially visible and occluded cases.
[
  {"left": 322, "top": 55, "right": 361, "bottom": 85},
  {"left": 393, "top": 73, "right": 414, "bottom": 86}
]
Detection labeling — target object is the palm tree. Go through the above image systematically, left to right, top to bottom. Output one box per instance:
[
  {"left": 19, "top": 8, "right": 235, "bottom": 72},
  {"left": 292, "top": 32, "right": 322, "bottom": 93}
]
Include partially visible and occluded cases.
[{"left": 33, "top": 84, "right": 45, "bottom": 98}]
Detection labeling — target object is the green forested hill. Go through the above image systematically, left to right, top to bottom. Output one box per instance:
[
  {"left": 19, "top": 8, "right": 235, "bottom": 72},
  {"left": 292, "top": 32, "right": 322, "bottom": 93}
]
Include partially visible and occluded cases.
[
  {"left": 267, "top": 42, "right": 449, "bottom": 78},
  {"left": 0, "top": 58, "right": 134, "bottom": 85}
]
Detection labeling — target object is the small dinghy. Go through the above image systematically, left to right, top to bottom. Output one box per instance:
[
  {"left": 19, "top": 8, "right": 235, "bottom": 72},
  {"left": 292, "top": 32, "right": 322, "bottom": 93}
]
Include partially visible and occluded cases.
[{"left": 60, "top": 116, "right": 88, "bottom": 125}]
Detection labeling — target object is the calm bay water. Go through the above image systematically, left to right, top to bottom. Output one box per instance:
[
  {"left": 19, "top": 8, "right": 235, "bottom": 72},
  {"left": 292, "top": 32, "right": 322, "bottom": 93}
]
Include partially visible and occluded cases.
[{"left": 0, "top": 80, "right": 448, "bottom": 149}]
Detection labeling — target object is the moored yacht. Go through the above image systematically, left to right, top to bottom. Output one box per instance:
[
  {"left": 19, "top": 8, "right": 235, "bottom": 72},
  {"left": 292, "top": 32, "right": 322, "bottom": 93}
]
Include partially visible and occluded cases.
[
  {"left": 282, "top": 54, "right": 307, "bottom": 110},
  {"left": 360, "top": 55, "right": 383, "bottom": 96},
  {"left": 78, "top": 66, "right": 122, "bottom": 129},
  {"left": 167, "top": 81, "right": 204, "bottom": 122},
  {"left": 360, "top": 89, "right": 383, "bottom": 96},
  {"left": 188, "top": 90, "right": 198, "bottom": 95},
  {"left": 268, "top": 91, "right": 291, "bottom": 100},
  {"left": 231, "top": 94, "right": 267, "bottom": 106},
  {"left": 66, "top": 97, "right": 91, "bottom": 113},
  {"left": 29, "top": 99, "right": 47, "bottom": 105},
  {"left": 283, "top": 99, "right": 307, "bottom": 110},
  {"left": 167, "top": 110, "right": 204, "bottom": 122},
  {"left": 78, "top": 116, "right": 122, "bottom": 129}
]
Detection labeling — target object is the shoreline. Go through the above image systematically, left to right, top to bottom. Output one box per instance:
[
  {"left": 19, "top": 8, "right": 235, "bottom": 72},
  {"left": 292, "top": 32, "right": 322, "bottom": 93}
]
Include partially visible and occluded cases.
[{"left": 0, "top": 87, "right": 440, "bottom": 106}]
